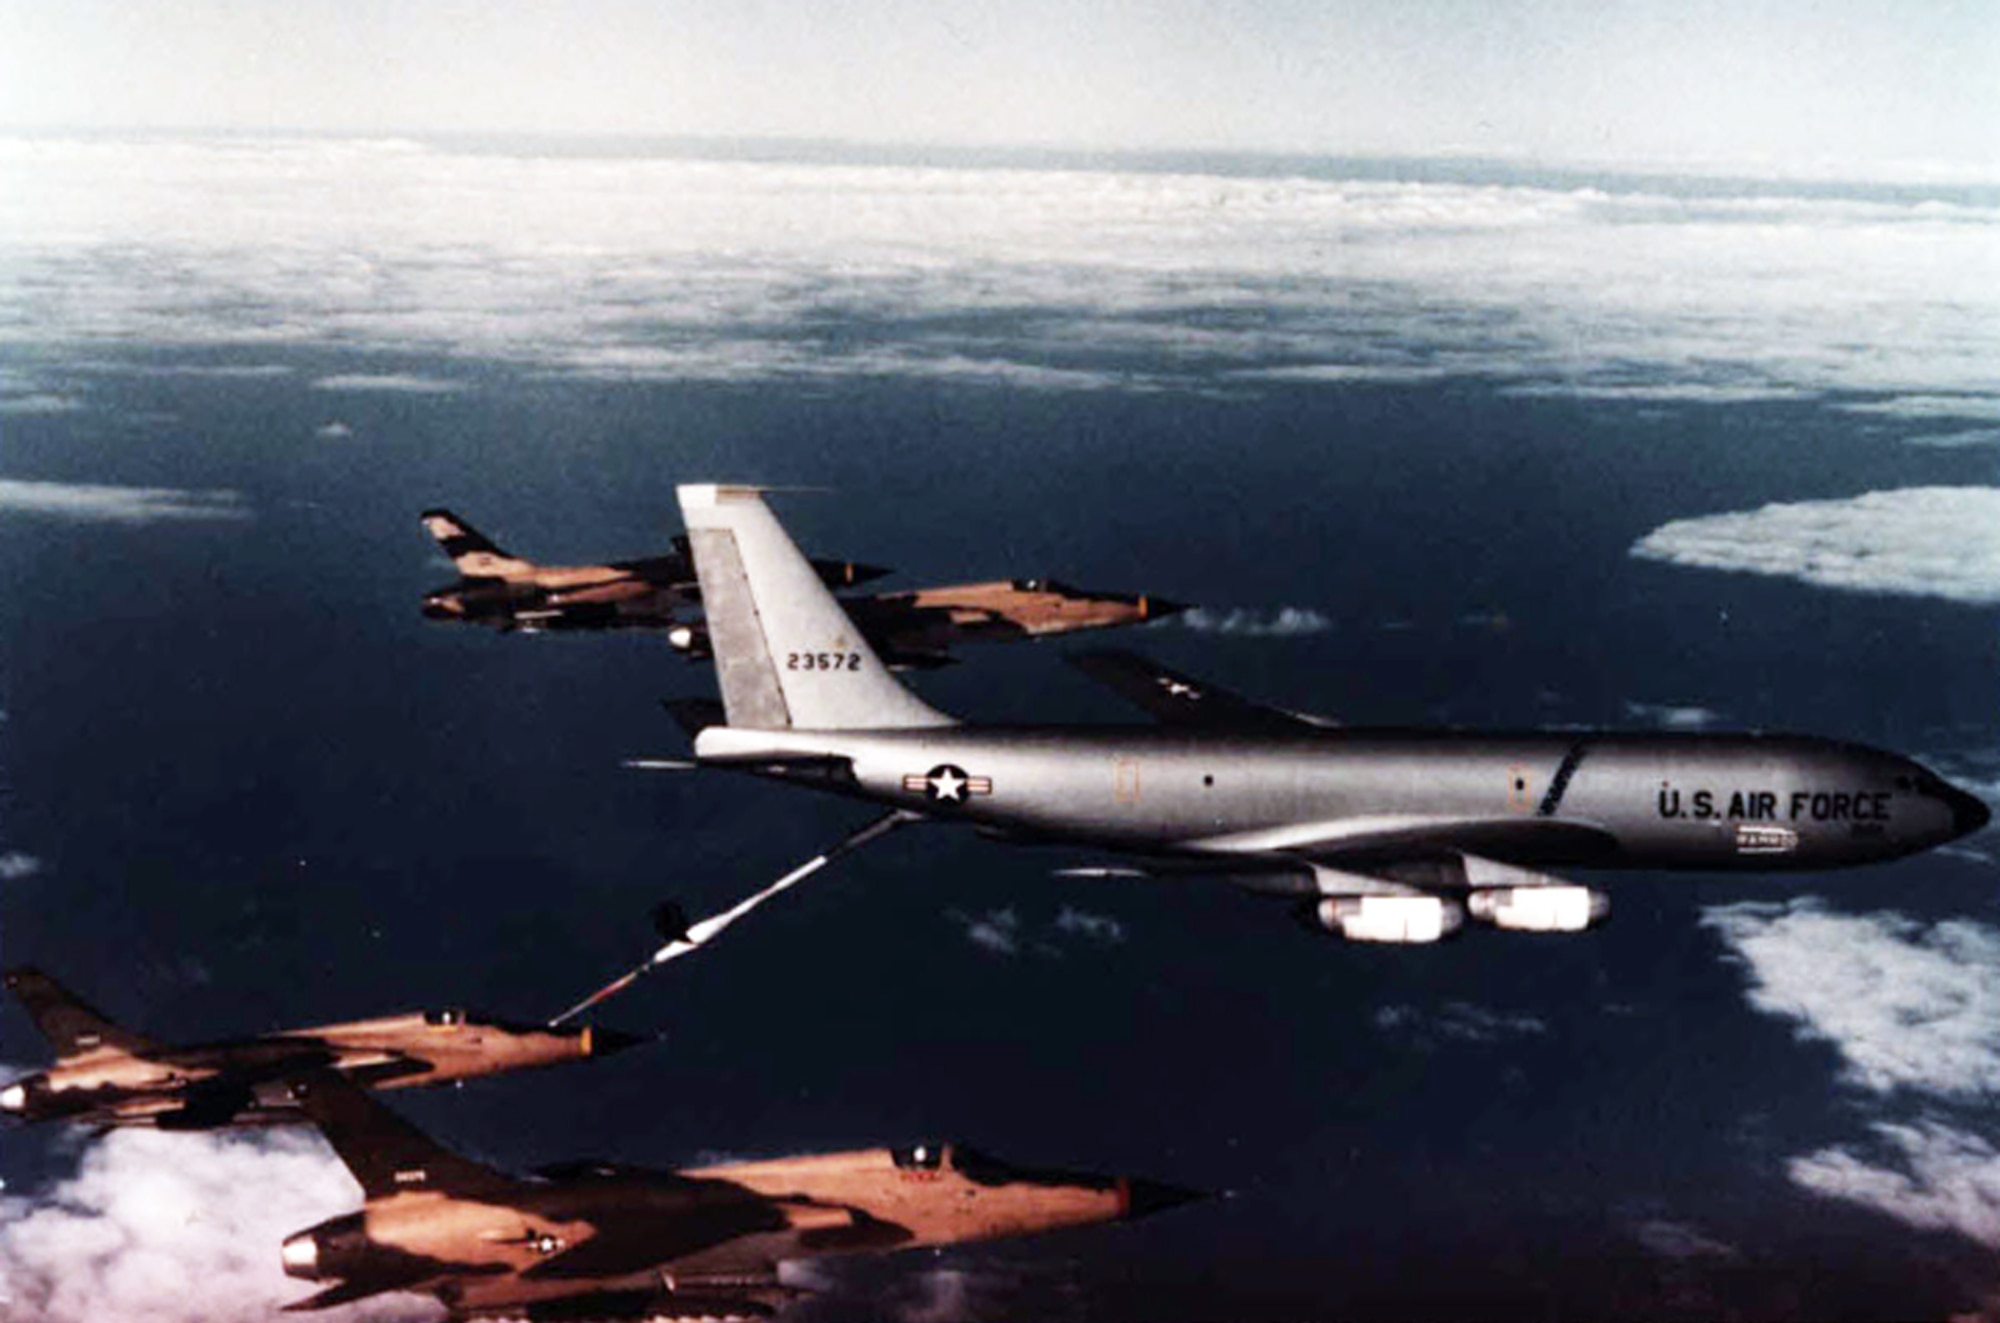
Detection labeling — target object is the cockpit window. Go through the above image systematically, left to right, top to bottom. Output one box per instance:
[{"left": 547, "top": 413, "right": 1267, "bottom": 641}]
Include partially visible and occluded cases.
[
  {"left": 424, "top": 1009, "right": 467, "bottom": 1027},
  {"left": 891, "top": 1142, "right": 945, "bottom": 1171}
]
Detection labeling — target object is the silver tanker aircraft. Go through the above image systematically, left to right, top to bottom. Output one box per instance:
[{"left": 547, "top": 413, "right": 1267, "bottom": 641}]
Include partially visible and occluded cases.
[{"left": 666, "top": 484, "right": 1989, "bottom": 945}]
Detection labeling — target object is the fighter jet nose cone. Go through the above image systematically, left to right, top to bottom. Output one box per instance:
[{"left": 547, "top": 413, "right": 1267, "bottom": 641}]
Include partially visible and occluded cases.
[
  {"left": 1141, "top": 596, "right": 1191, "bottom": 622},
  {"left": 421, "top": 597, "right": 459, "bottom": 619},
  {"left": 1948, "top": 784, "right": 1992, "bottom": 838},
  {"left": 586, "top": 1027, "right": 648, "bottom": 1058},
  {"left": 1119, "top": 1178, "right": 1208, "bottom": 1221}
]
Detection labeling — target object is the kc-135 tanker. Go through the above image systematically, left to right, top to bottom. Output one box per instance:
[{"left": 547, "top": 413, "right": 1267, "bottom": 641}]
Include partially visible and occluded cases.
[
  {"left": 667, "top": 484, "right": 1989, "bottom": 945},
  {"left": 421, "top": 508, "right": 1181, "bottom": 667},
  {"left": 0, "top": 968, "right": 634, "bottom": 1129},
  {"left": 279, "top": 1070, "right": 1199, "bottom": 1319}
]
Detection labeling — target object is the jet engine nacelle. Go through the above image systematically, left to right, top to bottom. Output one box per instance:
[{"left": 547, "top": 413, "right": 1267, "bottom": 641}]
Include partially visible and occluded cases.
[
  {"left": 666, "top": 624, "right": 713, "bottom": 660},
  {"left": 1465, "top": 885, "right": 1609, "bottom": 933},
  {"left": 1314, "top": 895, "right": 1464, "bottom": 944}
]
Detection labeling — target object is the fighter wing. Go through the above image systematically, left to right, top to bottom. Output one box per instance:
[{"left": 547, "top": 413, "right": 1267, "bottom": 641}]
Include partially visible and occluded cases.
[
  {"left": 1066, "top": 651, "right": 1336, "bottom": 733},
  {"left": 3, "top": 968, "right": 164, "bottom": 1060},
  {"left": 286, "top": 1070, "right": 516, "bottom": 1201}
]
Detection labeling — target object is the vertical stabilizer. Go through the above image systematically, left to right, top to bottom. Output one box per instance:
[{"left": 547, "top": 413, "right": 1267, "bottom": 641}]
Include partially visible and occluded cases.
[
  {"left": 677, "top": 485, "right": 953, "bottom": 731},
  {"left": 420, "top": 509, "right": 532, "bottom": 580},
  {"left": 3, "top": 968, "right": 161, "bottom": 1059}
]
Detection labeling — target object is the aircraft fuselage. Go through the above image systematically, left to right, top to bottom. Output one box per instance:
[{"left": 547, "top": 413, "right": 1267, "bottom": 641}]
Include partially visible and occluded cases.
[{"left": 695, "top": 725, "right": 1986, "bottom": 873}]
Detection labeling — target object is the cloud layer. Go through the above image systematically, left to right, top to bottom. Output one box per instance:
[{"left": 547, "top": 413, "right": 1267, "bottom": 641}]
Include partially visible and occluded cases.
[
  {"left": 2, "top": 137, "right": 1997, "bottom": 407},
  {"left": 0, "top": 479, "right": 250, "bottom": 524},
  {"left": 1632, "top": 487, "right": 2000, "bottom": 604},
  {"left": 1175, "top": 606, "right": 1334, "bottom": 637},
  {"left": 1705, "top": 899, "right": 2000, "bottom": 1247},
  {"left": 945, "top": 905, "right": 1126, "bottom": 957},
  {"left": 0, "top": 1128, "right": 432, "bottom": 1322}
]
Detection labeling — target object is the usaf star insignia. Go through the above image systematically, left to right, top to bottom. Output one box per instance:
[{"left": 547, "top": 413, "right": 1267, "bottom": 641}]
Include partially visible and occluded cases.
[{"left": 903, "top": 764, "right": 993, "bottom": 803}]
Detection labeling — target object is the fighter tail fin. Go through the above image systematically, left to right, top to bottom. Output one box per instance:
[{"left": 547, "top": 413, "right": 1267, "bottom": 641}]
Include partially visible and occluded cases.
[
  {"left": 676, "top": 485, "right": 953, "bottom": 731},
  {"left": 420, "top": 509, "right": 533, "bottom": 580},
  {"left": 2, "top": 968, "right": 163, "bottom": 1059},
  {"left": 287, "top": 1070, "right": 515, "bottom": 1201}
]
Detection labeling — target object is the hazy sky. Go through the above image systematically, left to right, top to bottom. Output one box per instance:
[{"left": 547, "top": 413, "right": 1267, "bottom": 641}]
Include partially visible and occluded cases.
[{"left": 1, "top": 1, "right": 1997, "bottom": 175}]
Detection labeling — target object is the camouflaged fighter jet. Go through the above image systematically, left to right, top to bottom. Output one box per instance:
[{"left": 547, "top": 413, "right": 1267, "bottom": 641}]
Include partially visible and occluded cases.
[
  {"left": 668, "top": 484, "right": 1991, "bottom": 945},
  {"left": 421, "top": 508, "right": 1181, "bottom": 667},
  {"left": 0, "top": 969, "right": 637, "bottom": 1129},
  {"left": 279, "top": 1070, "right": 1200, "bottom": 1318}
]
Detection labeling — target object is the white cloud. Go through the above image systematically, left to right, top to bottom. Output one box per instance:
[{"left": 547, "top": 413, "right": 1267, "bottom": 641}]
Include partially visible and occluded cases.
[
  {"left": 2, "top": 137, "right": 1997, "bottom": 401},
  {"left": 1235, "top": 363, "right": 1452, "bottom": 385},
  {"left": 310, "top": 374, "right": 462, "bottom": 394},
  {"left": 1502, "top": 381, "right": 1812, "bottom": 404},
  {"left": 0, "top": 393, "right": 83, "bottom": 415},
  {"left": 1840, "top": 394, "right": 2000, "bottom": 422},
  {"left": 315, "top": 420, "right": 355, "bottom": 439},
  {"left": 1906, "top": 428, "right": 2000, "bottom": 449},
  {"left": 0, "top": 479, "right": 249, "bottom": 524},
  {"left": 1631, "top": 487, "right": 2000, "bottom": 605},
  {"left": 1177, "top": 606, "right": 1333, "bottom": 637},
  {"left": 1623, "top": 700, "right": 1723, "bottom": 730},
  {"left": 0, "top": 851, "right": 42, "bottom": 881},
  {"left": 1703, "top": 899, "right": 2000, "bottom": 1099},
  {"left": 1707, "top": 899, "right": 2000, "bottom": 1248},
  {"left": 946, "top": 905, "right": 1128, "bottom": 956},
  {"left": 1051, "top": 906, "right": 1125, "bottom": 945},
  {"left": 952, "top": 908, "right": 1021, "bottom": 956},
  {"left": 1374, "top": 1000, "right": 1548, "bottom": 1044},
  {"left": 1790, "top": 1119, "right": 2000, "bottom": 1248},
  {"left": 0, "top": 1128, "right": 434, "bottom": 1322},
  {"left": 1630, "top": 1218, "right": 1740, "bottom": 1261}
]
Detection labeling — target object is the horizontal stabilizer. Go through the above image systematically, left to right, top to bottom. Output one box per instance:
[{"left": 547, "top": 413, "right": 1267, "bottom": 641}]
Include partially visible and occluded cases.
[
  {"left": 1067, "top": 651, "right": 1335, "bottom": 733},
  {"left": 283, "top": 1272, "right": 441, "bottom": 1312}
]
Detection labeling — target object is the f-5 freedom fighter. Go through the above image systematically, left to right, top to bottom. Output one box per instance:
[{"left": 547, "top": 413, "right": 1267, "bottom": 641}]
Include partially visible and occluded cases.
[
  {"left": 670, "top": 484, "right": 1990, "bottom": 945},
  {"left": 421, "top": 508, "right": 1180, "bottom": 668},
  {"left": 0, "top": 969, "right": 634, "bottom": 1129},
  {"left": 280, "top": 1070, "right": 1199, "bottom": 1318}
]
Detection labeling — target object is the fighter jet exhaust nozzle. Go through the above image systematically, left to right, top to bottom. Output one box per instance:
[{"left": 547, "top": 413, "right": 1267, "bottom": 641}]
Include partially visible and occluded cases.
[
  {"left": 666, "top": 625, "right": 713, "bottom": 660},
  {"left": 1465, "top": 885, "right": 1610, "bottom": 933},
  {"left": 1310, "top": 895, "right": 1464, "bottom": 944},
  {"left": 0, "top": 1081, "right": 27, "bottom": 1113},
  {"left": 282, "top": 1212, "right": 369, "bottom": 1283},
  {"left": 280, "top": 1229, "right": 321, "bottom": 1280}
]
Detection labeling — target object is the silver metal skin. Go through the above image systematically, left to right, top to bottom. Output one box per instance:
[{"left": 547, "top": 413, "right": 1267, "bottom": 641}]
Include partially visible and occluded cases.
[
  {"left": 674, "top": 484, "right": 1990, "bottom": 941},
  {"left": 696, "top": 725, "right": 1980, "bottom": 874}
]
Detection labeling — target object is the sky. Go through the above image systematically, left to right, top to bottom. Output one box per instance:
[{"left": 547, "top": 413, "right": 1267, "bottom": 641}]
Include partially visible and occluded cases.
[{"left": 2, "top": 0, "right": 1998, "bottom": 177}]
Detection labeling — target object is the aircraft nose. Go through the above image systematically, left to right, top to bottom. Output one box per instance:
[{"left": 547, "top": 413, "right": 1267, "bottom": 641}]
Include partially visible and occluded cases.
[
  {"left": 421, "top": 596, "right": 462, "bottom": 619},
  {"left": 1140, "top": 596, "right": 1190, "bottom": 622},
  {"left": 1945, "top": 783, "right": 1992, "bottom": 839},
  {"left": 585, "top": 1026, "right": 648, "bottom": 1058},
  {"left": 0, "top": 1082, "right": 26, "bottom": 1112},
  {"left": 1118, "top": 1177, "right": 1209, "bottom": 1221}
]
